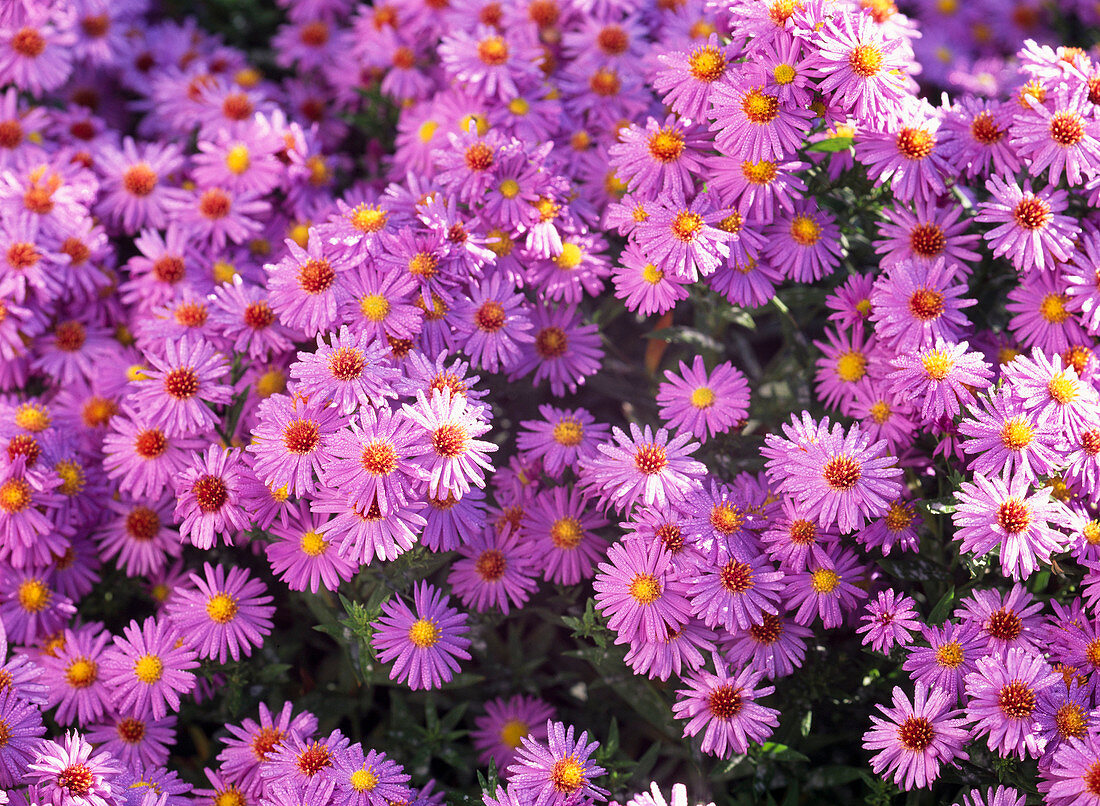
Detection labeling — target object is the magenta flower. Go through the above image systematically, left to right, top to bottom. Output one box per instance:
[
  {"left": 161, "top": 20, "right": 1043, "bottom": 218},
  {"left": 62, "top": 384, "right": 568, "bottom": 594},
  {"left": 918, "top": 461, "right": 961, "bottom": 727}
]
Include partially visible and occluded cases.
[
  {"left": 652, "top": 35, "right": 733, "bottom": 120},
  {"left": 708, "top": 71, "right": 813, "bottom": 162},
  {"left": 1010, "top": 85, "right": 1100, "bottom": 187},
  {"left": 608, "top": 116, "right": 705, "bottom": 198},
  {"left": 975, "top": 176, "right": 1078, "bottom": 273},
  {"left": 633, "top": 192, "right": 731, "bottom": 282},
  {"left": 763, "top": 199, "right": 843, "bottom": 283},
  {"left": 267, "top": 234, "right": 350, "bottom": 337},
  {"left": 869, "top": 258, "right": 975, "bottom": 351},
  {"left": 452, "top": 272, "right": 534, "bottom": 374},
  {"left": 509, "top": 304, "right": 604, "bottom": 397},
  {"left": 291, "top": 325, "right": 400, "bottom": 415},
  {"left": 130, "top": 336, "right": 232, "bottom": 437},
  {"left": 887, "top": 339, "right": 993, "bottom": 422},
  {"left": 1000, "top": 349, "right": 1100, "bottom": 436},
  {"left": 656, "top": 357, "right": 750, "bottom": 443},
  {"left": 402, "top": 389, "right": 498, "bottom": 500},
  {"left": 958, "top": 389, "right": 1061, "bottom": 479},
  {"left": 248, "top": 392, "right": 341, "bottom": 497},
  {"left": 517, "top": 406, "right": 609, "bottom": 479},
  {"left": 581, "top": 422, "right": 706, "bottom": 514},
  {"left": 174, "top": 445, "right": 252, "bottom": 550},
  {"left": 952, "top": 470, "right": 1071, "bottom": 580},
  {"left": 525, "top": 485, "right": 609, "bottom": 586},
  {"left": 267, "top": 502, "right": 358, "bottom": 594},
  {"left": 448, "top": 526, "right": 538, "bottom": 615},
  {"left": 594, "top": 537, "right": 692, "bottom": 643},
  {"left": 685, "top": 547, "right": 784, "bottom": 632},
  {"left": 786, "top": 548, "right": 868, "bottom": 629},
  {"left": 166, "top": 562, "right": 275, "bottom": 664},
  {"left": 370, "top": 581, "right": 471, "bottom": 691},
  {"left": 956, "top": 583, "right": 1044, "bottom": 657},
  {"left": 857, "top": 589, "right": 921, "bottom": 654},
  {"left": 101, "top": 616, "right": 199, "bottom": 720},
  {"left": 40, "top": 622, "right": 112, "bottom": 727},
  {"left": 965, "top": 647, "right": 1059, "bottom": 759},
  {"left": 673, "top": 656, "right": 779, "bottom": 758},
  {"left": 862, "top": 683, "right": 970, "bottom": 790},
  {"left": 472, "top": 696, "right": 554, "bottom": 770},
  {"left": 217, "top": 701, "right": 318, "bottom": 796},
  {"left": 506, "top": 720, "right": 608, "bottom": 806},
  {"left": 28, "top": 731, "right": 121, "bottom": 806},
  {"left": 326, "top": 743, "right": 412, "bottom": 806}
]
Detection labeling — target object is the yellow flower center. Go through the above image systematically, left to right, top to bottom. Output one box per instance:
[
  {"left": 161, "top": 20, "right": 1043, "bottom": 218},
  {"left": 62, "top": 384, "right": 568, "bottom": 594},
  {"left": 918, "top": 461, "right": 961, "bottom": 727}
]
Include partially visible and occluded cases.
[
  {"left": 773, "top": 63, "right": 796, "bottom": 84},
  {"left": 225, "top": 145, "right": 250, "bottom": 175},
  {"left": 499, "top": 179, "right": 520, "bottom": 198},
  {"left": 642, "top": 263, "right": 663, "bottom": 284},
  {"left": 1040, "top": 293, "right": 1070, "bottom": 324},
  {"left": 359, "top": 294, "right": 391, "bottom": 322},
  {"left": 921, "top": 349, "right": 954, "bottom": 380},
  {"left": 835, "top": 351, "right": 866, "bottom": 382},
  {"left": 690, "top": 386, "right": 716, "bottom": 408},
  {"left": 300, "top": 530, "right": 327, "bottom": 557},
  {"left": 810, "top": 568, "right": 840, "bottom": 594},
  {"left": 628, "top": 573, "right": 662, "bottom": 605},
  {"left": 17, "top": 578, "right": 49, "bottom": 612},
  {"left": 206, "top": 593, "right": 239, "bottom": 624},
  {"left": 408, "top": 618, "right": 439, "bottom": 648},
  {"left": 133, "top": 654, "right": 163, "bottom": 684},
  {"left": 65, "top": 658, "right": 97, "bottom": 688},
  {"left": 500, "top": 719, "right": 529, "bottom": 749},
  {"left": 350, "top": 768, "right": 379, "bottom": 792}
]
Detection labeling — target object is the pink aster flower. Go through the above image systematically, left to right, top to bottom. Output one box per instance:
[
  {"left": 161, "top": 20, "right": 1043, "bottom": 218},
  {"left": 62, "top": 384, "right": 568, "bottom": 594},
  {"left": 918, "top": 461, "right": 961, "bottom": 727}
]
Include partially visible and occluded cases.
[
  {"left": 0, "top": 6, "right": 76, "bottom": 94},
  {"left": 653, "top": 35, "right": 734, "bottom": 120},
  {"left": 708, "top": 70, "right": 813, "bottom": 163},
  {"left": 1011, "top": 85, "right": 1100, "bottom": 187},
  {"left": 856, "top": 104, "right": 952, "bottom": 205},
  {"left": 608, "top": 116, "right": 705, "bottom": 199},
  {"left": 94, "top": 137, "right": 187, "bottom": 234},
  {"left": 975, "top": 176, "right": 1078, "bottom": 274},
  {"left": 633, "top": 192, "right": 731, "bottom": 282},
  {"left": 763, "top": 199, "right": 843, "bottom": 283},
  {"left": 873, "top": 199, "right": 981, "bottom": 271},
  {"left": 267, "top": 234, "right": 350, "bottom": 337},
  {"left": 869, "top": 258, "right": 975, "bottom": 351},
  {"left": 452, "top": 272, "right": 534, "bottom": 374},
  {"left": 509, "top": 304, "right": 604, "bottom": 397},
  {"left": 291, "top": 325, "right": 400, "bottom": 415},
  {"left": 130, "top": 337, "right": 232, "bottom": 437},
  {"left": 886, "top": 339, "right": 993, "bottom": 422},
  {"left": 1000, "top": 348, "right": 1100, "bottom": 436},
  {"left": 656, "top": 357, "right": 750, "bottom": 443},
  {"left": 402, "top": 389, "right": 498, "bottom": 500},
  {"left": 958, "top": 389, "right": 1061, "bottom": 479},
  {"left": 249, "top": 393, "right": 340, "bottom": 498},
  {"left": 516, "top": 406, "right": 609, "bottom": 480},
  {"left": 581, "top": 422, "right": 706, "bottom": 514},
  {"left": 174, "top": 445, "right": 252, "bottom": 550},
  {"left": 952, "top": 470, "right": 1071, "bottom": 581},
  {"left": 525, "top": 485, "right": 609, "bottom": 586},
  {"left": 267, "top": 502, "right": 358, "bottom": 594},
  {"left": 448, "top": 525, "right": 538, "bottom": 615},
  {"left": 594, "top": 537, "right": 692, "bottom": 644},
  {"left": 685, "top": 547, "right": 784, "bottom": 632},
  {"left": 786, "top": 548, "right": 868, "bottom": 629},
  {"left": 166, "top": 562, "right": 275, "bottom": 664},
  {"left": 370, "top": 581, "right": 471, "bottom": 691},
  {"left": 956, "top": 583, "right": 1044, "bottom": 657},
  {"left": 857, "top": 589, "right": 921, "bottom": 654},
  {"left": 101, "top": 616, "right": 199, "bottom": 721},
  {"left": 903, "top": 620, "right": 985, "bottom": 706},
  {"left": 40, "top": 622, "right": 112, "bottom": 726},
  {"left": 965, "top": 647, "right": 1059, "bottom": 759},
  {"left": 672, "top": 656, "right": 779, "bottom": 759},
  {"left": 862, "top": 682, "right": 970, "bottom": 790},
  {"left": 0, "top": 686, "right": 44, "bottom": 786},
  {"left": 472, "top": 696, "right": 554, "bottom": 770},
  {"left": 217, "top": 701, "right": 318, "bottom": 796},
  {"left": 506, "top": 720, "right": 608, "bottom": 806},
  {"left": 28, "top": 731, "right": 120, "bottom": 806},
  {"left": 1039, "top": 736, "right": 1100, "bottom": 805},
  {"left": 326, "top": 743, "right": 411, "bottom": 806}
]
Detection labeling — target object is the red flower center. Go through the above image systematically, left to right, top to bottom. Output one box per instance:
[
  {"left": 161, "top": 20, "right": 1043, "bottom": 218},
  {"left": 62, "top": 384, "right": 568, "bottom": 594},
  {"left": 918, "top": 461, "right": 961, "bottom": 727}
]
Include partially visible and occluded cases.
[
  {"left": 597, "top": 25, "right": 628, "bottom": 54},
  {"left": 12, "top": 28, "right": 46, "bottom": 58},
  {"left": 477, "top": 36, "right": 509, "bottom": 66},
  {"left": 688, "top": 46, "right": 726, "bottom": 82},
  {"left": 222, "top": 93, "right": 253, "bottom": 121},
  {"left": 1050, "top": 110, "right": 1086, "bottom": 146},
  {"left": 0, "top": 120, "right": 21, "bottom": 149},
  {"left": 895, "top": 127, "right": 935, "bottom": 159},
  {"left": 464, "top": 143, "right": 494, "bottom": 172},
  {"left": 123, "top": 163, "right": 157, "bottom": 196},
  {"left": 199, "top": 189, "right": 231, "bottom": 219},
  {"left": 1012, "top": 196, "right": 1051, "bottom": 230},
  {"left": 908, "top": 222, "right": 946, "bottom": 258},
  {"left": 7, "top": 242, "right": 39, "bottom": 270},
  {"left": 153, "top": 255, "right": 185, "bottom": 284},
  {"left": 298, "top": 258, "right": 335, "bottom": 294},
  {"left": 908, "top": 288, "right": 944, "bottom": 321},
  {"left": 243, "top": 301, "right": 275, "bottom": 330},
  {"left": 475, "top": 301, "right": 506, "bottom": 332},
  {"left": 535, "top": 326, "right": 568, "bottom": 358},
  {"left": 328, "top": 346, "right": 365, "bottom": 381},
  {"left": 163, "top": 367, "right": 199, "bottom": 399},
  {"left": 283, "top": 419, "right": 320, "bottom": 454},
  {"left": 432, "top": 424, "right": 467, "bottom": 458},
  {"left": 134, "top": 429, "right": 167, "bottom": 459},
  {"left": 1082, "top": 429, "right": 1100, "bottom": 455},
  {"left": 7, "top": 434, "right": 39, "bottom": 467},
  {"left": 361, "top": 440, "right": 397, "bottom": 474},
  {"left": 633, "top": 444, "right": 667, "bottom": 475},
  {"left": 822, "top": 455, "right": 861, "bottom": 491},
  {"left": 192, "top": 474, "right": 228, "bottom": 513},
  {"left": 996, "top": 499, "right": 1031, "bottom": 534},
  {"left": 126, "top": 506, "right": 160, "bottom": 541},
  {"left": 788, "top": 519, "right": 816, "bottom": 545},
  {"left": 655, "top": 523, "right": 684, "bottom": 553},
  {"left": 475, "top": 549, "right": 507, "bottom": 581},
  {"left": 719, "top": 560, "right": 754, "bottom": 593},
  {"left": 986, "top": 607, "right": 1022, "bottom": 641},
  {"left": 749, "top": 613, "right": 783, "bottom": 645},
  {"left": 997, "top": 680, "right": 1036, "bottom": 719},
  {"left": 707, "top": 684, "right": 743, "bottom": 719},
  {"left": 896, "top": 716, "right": 935, "bottom": 751},
  {"left": 117, "top": 717, "right": 146, "bottom": 744},
  {"left": 252, "top": 726, "right": 284, "bottom": 760},
  {"left": 296, "top": 743, "right": 333, "bottom": 776},
  {"left": 1086, "top": 761, "right": 1100, "bottom": 795},
  {"left": 57, "top": 764, "right": 94, "bottom": 797}
]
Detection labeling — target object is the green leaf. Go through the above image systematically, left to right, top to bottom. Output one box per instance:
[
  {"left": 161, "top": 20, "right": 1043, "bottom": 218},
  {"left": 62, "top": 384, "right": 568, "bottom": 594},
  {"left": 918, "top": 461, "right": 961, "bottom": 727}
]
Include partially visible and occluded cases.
[
  {"left": 805, "top": 135, "right": 853, "bottom": 153},
  {"left": 927, "top": 586, "right": 956, "bottom": 625},
  {"left": 758, "top": 742, "right": 809, "bottom": 764}
]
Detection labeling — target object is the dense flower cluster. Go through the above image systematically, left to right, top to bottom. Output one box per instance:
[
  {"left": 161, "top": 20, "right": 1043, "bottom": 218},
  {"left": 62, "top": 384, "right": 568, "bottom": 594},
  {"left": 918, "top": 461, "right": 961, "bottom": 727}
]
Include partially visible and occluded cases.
[{"left": 1, "top": 0, "right": 1100, "bottom": 803}]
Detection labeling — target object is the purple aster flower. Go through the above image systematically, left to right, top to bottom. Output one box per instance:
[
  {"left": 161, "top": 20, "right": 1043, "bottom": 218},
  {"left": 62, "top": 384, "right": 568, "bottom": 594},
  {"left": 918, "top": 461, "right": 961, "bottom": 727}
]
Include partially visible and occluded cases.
[
  {"left": 0, "top": 6, "right": 75, "bottom": 94},
  {"left": 804, "top": 10, "right": 911, "bottom": 126},
  {"left": 438, "top": 24, "right": 541, "bottom": 102},
  {"left": 653, "top": 35, "right": 734, "bottom": 120},
  {"left": 708, "top": 69, "right": 813, "bottom": 163},
  {"left": 1011, "top": 84, "right": 1100, "bottom": 187},
  {"left": 939, "top": 98, "right": 1020, "bottom": 179},
  {"left": 856, "top": 103, "right": 952, "bottom": 206},
  {"left": 608, "top": 116, "right": 705, "bottom": 199},
  {"left": 95, "top": 137, "right": 187, "bottom": 233},
  {"left": 706, "top": 153, "right": 808, "bottom": 221},
  {"left": 975, "top": 176, "right": 1078, "bottom": 274},
  {"left": 169, "top": 185, "right": 269, "bottom": 250},
  {"left": 633, "top": 192, "right": 730, "bottom": 282},
  {"left": 873, "top": 198, "right": 981, "bottom": 271},
  {"left": 763, "top": 199, "right": 843, "bottom": 283},
  {"left": 267, "top": 234, "right": 350, "bottom": 337},
  {"left": 611, "top": 242, "right": 691, "bottom": 316},
  {"left": 869, "top": 258, "right": 974, "bottom": 351},
  {"left": 339, "top": 264, "right": 423, "bottom": 344},
  {"left": 1006, "top": 271, "right": 1088, "bottom": 354},
  {"left": 452, "top": 272, "right": 534, "bottom": 374},
  {"left": 509, "top": 304, "right": 604, "bottom": 397},
  {"left": 291, "top": 325, "right": 400, "bottom": 415},
  {"left": 813, "top": 325, "right": 877, "bottom": 413},
  {"left": 129, "top": 337, "right": 232, "bottom": 437},
  {"left": 886, "top": 339, "right": 993, "bottom": 422},
  {"left": 1000, "top": 349, "right": 1100, "bottom": 436},
  {"left": 656, "top": 357, "right": 750, "bottom": 443},
  {"left": 402, "top": 389, "right": 498, "bottom": 500},
  {"left": 958, "top": 389, "right": 1061, "bottom": 479},
  {"left": 248, "top": 392, "right": 341, "bottom": 498},
  {"left": 320, "top": 405, "right": 424, "bottom": 515},
  {"left": 516, "top": 406, "right": 609, "bottom": 480},
  {"left": 766, "top": 418, "right": 902, "bottom": 533},
  {"left": 581, "top": 423, "right": 706, "bottom": 514},
  {"left": 174, "top": 445, "right": 252, "bottom": 550},
  {"left": 952, "top": 469, "right": 1071, "bottom": 580},
  {"left": 525, "top": 485, "right": 609, "bottom": 586},
  {"left": 313, "top": 487, "right": 425, "bottom": 566},
  {"left": 99, "top": 494, "right": 181, "bottom": 579},
  {"left": 760, "top": 497, "right": 839, "bottom": 572},
  {"left": 267, "top": 502, "right": 358, "bottom": 594},
  {"left": 448, "top": 525, "right": 538, "bottom": 615},
  {"left": 594, "top": 537, "right": 692, "bottom": 644},
  {"left": 685, "top": 546, "right": 784, "bottom": 633},
  {"left": 786, "top": 548, "right": 868, "bottom": 629},
  {"left": 166, "top": 562, "right": 275, "bottom": 664},
  {"left": 0, "top": 567, "right": 75, "bottom": 645},
  {"left": 370, "top": 581, "right": 471, "bottom": 691},
  {"left": 956, "top": 583, "right": 1044, "bottom": 657},
  {"left": 857, "top": 589, "right": 921, "bottom": 654},
  {"left": 724, "top": 612, "right": 811, "bottom": 681},
  {"left": 101, "top": 616, "right": 198, "bottom": 721},
  {"left": 39, "top": 622, "right": 112, "bottom": 726},
  {"left": 965, "top": 647, "right": 1059, "bottom": 759},
  {"left": 673, "top": 656, "right": 779, "bottom": 758},
  {"left": 1034, "top": 680, "right": 1098, "bottom": 761},
  {"left": 863, "top": 682, "right": 970, "bottom": 791},
  {"left": 0, "top": 685, "right": 44, "bottom": 786},
  {"left": 472, "top": 696, "right": 554, "bottom": 770},
  {"left": 217, "top": 701, "right": 318, "bottom": 796},
  {"left": 85, "top": 713, "right": 176, "bottom": 771},
  {"left": 506, "top": 720, "right": 608, "bottom": 806},
  {"left": 260, "top": 728, "right": 348, "bottom": 792},
  {"left": 28, "top": 730, "right": 121, "bottom": 806},
  {"left": 1038, "top": 736, "right": 1100, "bottom": 805},
  {"left": 326, "top": 743, "right": 411, "bottom": 806}
]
